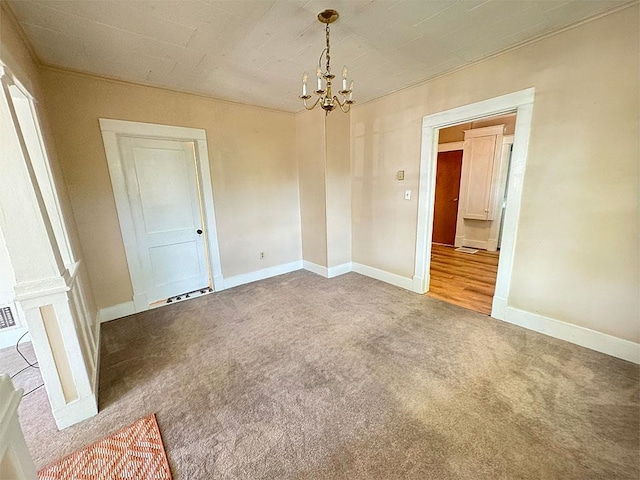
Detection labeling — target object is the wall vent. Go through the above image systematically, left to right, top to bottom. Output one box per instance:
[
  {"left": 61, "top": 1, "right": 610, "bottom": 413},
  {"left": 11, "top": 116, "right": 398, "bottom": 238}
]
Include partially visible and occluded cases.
[{"left": 0, "top": 305, "right": 16, "bottom": 329}]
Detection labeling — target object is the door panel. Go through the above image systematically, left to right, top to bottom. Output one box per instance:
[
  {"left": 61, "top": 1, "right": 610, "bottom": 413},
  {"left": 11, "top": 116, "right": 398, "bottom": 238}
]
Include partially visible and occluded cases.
[
  {"left": 460, "top": 133, "right": 501, "bottom": 221},
  {"left": 119, "top": 137, "right": 209, "bottom": 303},
  {"left": 135, "top": 150, "right": 194, "bottom": 233},
  {"left": 432, "top": 150, "right": 463, "bottom": 245}
]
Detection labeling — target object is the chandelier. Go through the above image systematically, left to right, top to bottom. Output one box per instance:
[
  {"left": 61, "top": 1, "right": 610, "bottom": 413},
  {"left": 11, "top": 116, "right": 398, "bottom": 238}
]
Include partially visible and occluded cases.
[{"left": 300, "top": 9, "right": 354, "bottom": 113}]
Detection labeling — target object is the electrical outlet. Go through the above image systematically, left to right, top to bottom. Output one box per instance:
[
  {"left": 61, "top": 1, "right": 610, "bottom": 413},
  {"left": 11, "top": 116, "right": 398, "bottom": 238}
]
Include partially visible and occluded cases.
[{"left": 260, "top": 251, "right": 265, "bottom": 259}]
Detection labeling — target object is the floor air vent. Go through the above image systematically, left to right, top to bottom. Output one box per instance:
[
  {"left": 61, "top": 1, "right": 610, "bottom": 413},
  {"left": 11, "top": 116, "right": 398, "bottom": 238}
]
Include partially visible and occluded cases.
[{"left": 0, "top": 305, "right": 16, "bottom": 329}]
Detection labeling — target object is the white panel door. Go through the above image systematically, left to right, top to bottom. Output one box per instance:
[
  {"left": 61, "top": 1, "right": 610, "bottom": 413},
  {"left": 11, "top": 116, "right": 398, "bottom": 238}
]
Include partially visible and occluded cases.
[{"left": 118, "top": 137, "right": 209, "bottom": 303}]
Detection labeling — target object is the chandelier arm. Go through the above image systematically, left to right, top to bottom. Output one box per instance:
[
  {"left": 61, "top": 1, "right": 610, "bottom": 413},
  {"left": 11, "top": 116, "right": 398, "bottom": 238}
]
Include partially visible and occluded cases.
[
  {"left": 303, "top": 96, "right": 321, "bottom": 110},
  {"left": 333, "top": 96, "right": 350, "bottom": 113}
]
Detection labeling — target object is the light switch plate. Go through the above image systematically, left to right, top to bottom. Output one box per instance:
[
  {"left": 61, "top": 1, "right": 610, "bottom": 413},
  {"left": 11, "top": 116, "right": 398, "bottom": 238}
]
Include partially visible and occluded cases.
[
  {"left": 397, "top": 170, "right": 405, "bottom": 180},
  {"left": 404, "top": 190, "right": 411, "bottom": 200}
]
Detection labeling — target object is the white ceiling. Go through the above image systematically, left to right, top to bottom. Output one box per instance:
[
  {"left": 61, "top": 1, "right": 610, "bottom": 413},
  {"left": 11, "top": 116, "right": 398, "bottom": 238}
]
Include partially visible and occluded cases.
[{"left": 6, "top": 0, "right": 632, "bottom": 112}]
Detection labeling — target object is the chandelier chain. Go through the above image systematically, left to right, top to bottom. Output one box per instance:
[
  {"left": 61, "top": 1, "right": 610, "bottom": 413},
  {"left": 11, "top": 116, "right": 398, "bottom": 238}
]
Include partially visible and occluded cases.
[{"left": 325, "top": 24, "right": 331, "bottom": 74}]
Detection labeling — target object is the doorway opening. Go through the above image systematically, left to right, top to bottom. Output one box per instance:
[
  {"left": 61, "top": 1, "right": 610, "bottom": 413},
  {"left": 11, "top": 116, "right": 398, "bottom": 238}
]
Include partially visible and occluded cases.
[
  {"left": 412, "top": 88, "right": 535, "bottom": 321},
  {"left": 428, "top": 113, "right": 515, "bottom": 314}
]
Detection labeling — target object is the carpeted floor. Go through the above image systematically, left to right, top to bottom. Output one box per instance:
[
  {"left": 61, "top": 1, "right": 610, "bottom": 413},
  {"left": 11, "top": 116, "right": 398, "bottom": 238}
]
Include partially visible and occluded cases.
[{"left": 3, "top": 271, "right": 639, "bottom": 479}]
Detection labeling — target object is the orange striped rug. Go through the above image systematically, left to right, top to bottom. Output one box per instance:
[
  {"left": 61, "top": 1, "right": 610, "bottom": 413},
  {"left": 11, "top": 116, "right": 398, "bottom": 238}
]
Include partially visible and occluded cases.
[{"left": 38, "top": 414, "right": 172, "bottom": 480}]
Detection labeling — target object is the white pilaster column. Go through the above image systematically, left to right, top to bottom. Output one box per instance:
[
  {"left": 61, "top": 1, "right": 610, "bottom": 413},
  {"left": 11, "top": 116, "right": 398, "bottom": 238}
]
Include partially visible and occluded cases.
[{"left": 0, "top": 66, "right": 98, "bottom": 429}]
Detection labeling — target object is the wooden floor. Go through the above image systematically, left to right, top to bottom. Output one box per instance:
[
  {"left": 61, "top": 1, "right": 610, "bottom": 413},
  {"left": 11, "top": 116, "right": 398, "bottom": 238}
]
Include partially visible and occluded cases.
[{"left": 427, "top": 244, "right": 499, "bottom": 315}]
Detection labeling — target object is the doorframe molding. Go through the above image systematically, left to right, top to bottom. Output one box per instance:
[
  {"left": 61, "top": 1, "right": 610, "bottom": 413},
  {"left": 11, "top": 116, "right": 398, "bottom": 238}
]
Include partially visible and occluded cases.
[
  {"left": 413, "top": 88, "right": 535, "bottom": 320},
  {"left": 99, "top": 119, "right": 223, "bottom": 313}
]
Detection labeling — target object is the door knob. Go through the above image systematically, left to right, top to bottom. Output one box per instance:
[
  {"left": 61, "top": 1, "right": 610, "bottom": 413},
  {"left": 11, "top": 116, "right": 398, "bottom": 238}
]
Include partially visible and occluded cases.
[
  {"left": 453, "top": 198, "right": 458, "bottom": 202},
  {"left": 197, "top": 229, "right": 203, "bottom": 235}
]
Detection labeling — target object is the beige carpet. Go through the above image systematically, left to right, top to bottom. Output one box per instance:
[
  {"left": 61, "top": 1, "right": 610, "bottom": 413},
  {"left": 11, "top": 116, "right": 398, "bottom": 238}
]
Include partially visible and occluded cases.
[{"left": 3, "top": 271, "right": 638, "bottom": 479}]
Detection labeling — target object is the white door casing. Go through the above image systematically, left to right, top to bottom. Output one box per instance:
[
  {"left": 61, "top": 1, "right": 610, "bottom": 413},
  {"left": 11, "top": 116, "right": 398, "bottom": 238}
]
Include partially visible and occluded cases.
[
  {"left": 413, "top": 88, "right": 535, "bottom": 320},
  {"left": 100, "top": 119, "right": 223, "bottom": 313},
  {"left": 120, "top": 137, "right": 209, "bottom": 303}
]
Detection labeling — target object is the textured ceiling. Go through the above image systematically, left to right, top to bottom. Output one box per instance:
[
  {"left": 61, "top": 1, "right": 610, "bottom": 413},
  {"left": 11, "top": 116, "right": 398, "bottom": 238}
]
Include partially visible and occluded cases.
[{"left": 6, "top": 0, "right": 632, "bottom": 112}]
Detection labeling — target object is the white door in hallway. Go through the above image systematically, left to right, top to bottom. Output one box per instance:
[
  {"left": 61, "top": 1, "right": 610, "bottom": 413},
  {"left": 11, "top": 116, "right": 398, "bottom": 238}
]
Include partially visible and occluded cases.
[{"left": 119, "top": 137, "right": 210, "bottom": 303}]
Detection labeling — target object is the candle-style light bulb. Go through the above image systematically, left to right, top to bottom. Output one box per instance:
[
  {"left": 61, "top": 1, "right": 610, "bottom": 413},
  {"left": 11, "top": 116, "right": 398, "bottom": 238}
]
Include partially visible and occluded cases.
[
  {"left": 342, "top": 65, "right": 348, "bottom": 91},
  {"left": 316, "top": 67, "right": 322, "bottom": 91},
  {"left": 302, "top": 72, "right": 308, "bottom": 96},
  {"left": 348, "top": 80, "right": 354, "bottom": 101}
]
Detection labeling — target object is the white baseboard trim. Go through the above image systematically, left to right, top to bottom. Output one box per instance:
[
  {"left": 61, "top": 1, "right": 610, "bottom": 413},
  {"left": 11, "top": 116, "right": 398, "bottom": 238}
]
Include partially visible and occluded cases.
[
  {"left": 461, "top": 239, "right": 489, "bottom": 250},
  {"left": 303, "top": 260, "right": 328, "bottom": 277},
  {"left": 223, "top": 261, "right": 303, "bottom": 290},
  {"left": 303, "top": 261, "right": 354, "bottom": 279},
  {"left": 351, "top": 262, "right": 413, "bottom": 291},
  {"left": 328, "top": 263, "right": 352, "bottom": 278},
  {"left": 98, "top": 301, "right": 135, "bottom": 323},
  {"left": 503, "top": 306, "right": 639, "bottom": 364},
  {"left": 0, "top": 326, "right": 28, "bottom": 350},
  {"left": 53, "top": 393, "right": 99, "bottom": 430}
]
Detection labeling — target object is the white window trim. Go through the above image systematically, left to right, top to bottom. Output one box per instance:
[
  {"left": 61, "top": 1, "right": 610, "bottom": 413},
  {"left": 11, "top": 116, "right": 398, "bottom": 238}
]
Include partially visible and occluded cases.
[{"left": 99, "top": 119, "right": 224, "bottom": 313}]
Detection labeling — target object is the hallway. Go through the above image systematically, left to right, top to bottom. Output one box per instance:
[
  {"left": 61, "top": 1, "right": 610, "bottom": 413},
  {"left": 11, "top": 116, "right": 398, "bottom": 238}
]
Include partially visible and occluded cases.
[{"left": 428, "top": 244, "right": 499, "bottom": 315}]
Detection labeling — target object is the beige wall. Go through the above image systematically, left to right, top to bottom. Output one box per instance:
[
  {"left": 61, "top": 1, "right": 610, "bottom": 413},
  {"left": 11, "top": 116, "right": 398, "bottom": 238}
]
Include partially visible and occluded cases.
[
  {"left": 351, "top": 6, "right": 639, "bottom": 343},
  {"left": 40, "top": 68, "right": 301, "bottom": 309},
  {"left": 296, "top": 109, "right": 352, "bottom": 270},
  {"left": 296, "top": 110, "right": 327, "bottom": 267},
  {"left": 325, "top": 111, "right": 351, "bottom": 268}
]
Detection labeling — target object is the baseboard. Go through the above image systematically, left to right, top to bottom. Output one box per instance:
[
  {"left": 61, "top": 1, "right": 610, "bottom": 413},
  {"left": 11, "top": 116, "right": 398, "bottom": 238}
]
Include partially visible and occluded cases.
[
  {"left": 487, "top": 238, "right": 499, "bottom": 252},
  {"left": 461, "top": 239, "right": 489, "bottom": 250},
  {"left": 303, "top": 260, "right": 328, "bottom": 277},
  {"left": 222, "top": 261, "right": 303, "bottom": 290},
  {"left": 303, "top": 261, "right": 353, "bottom": 279},
  {"left": 327, "top": 263, "right": 352, "bottom": 278},
  {"left": 351, "top": 263, "right": 413, "bottom": 291},
  {"left": 98, "top": 301, "right": 135, "bottom": 323},
  {"left": 503, "top": 306, "right": 639, "bottom": 364},
  {"left": 0, "top": 326, "right": 28, "bottom": 350},
  {"left": 53, "top": 392, "right": 99, "bottom": 430}
]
